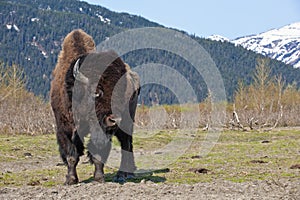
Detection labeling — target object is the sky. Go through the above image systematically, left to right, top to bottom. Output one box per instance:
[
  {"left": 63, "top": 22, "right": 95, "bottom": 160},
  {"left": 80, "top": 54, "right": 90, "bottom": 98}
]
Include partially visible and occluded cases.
[{"left": 84, "top": 0, "right": 300, "bottom": 40}]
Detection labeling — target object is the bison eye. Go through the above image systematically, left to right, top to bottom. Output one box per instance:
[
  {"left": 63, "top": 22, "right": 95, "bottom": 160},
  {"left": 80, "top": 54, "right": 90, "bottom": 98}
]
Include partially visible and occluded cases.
[{"left": 93, "top": 90, "right": 104, "bottom": 99}]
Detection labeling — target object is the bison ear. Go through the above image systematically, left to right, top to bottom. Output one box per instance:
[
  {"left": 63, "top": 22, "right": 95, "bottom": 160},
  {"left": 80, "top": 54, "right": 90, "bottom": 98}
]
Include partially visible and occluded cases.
[
  {"left": 126, "top": 70, "right": 140, "bottom": 102},
  {"left": 128, "top": 70, "right": 140, "bottom": 92}
]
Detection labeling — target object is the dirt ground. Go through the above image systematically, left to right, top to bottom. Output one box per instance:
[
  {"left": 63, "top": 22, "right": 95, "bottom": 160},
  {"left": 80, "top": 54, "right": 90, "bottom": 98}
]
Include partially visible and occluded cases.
[
  {"left": 0, "top": 130, "right": 299, "bottom": 200},
  {"left": 0, "top": 156, "right": 299, "bottom": 200},
  {"left": 0, "top": 158, "right": 299, "bottom": 199},
  {"left": 0, "top": 178, "right": 299, "bottom": 200}
]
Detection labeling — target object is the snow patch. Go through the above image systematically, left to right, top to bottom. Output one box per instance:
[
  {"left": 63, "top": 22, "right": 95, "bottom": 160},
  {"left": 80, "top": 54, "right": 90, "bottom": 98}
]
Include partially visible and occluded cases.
[
  {"left": 95, "top": 13, "right": 111, "bottom": 24},
  {"left": 31, "top": 18, "right": 40, "bottom": 22},
  {"left": 6, "top": 24, "right": 20, "bottom": 32},
  {"left": 6, "top": 24, "right": 12, "bottom": 30},
  {"left": 13, "top": 24, "right": 20, "bottom": 32},
  {"left": 208, "top": 35, "right": 230, "bottom": 42},
  {"left": 31, "top": 37, "right": 48, "bottom": 58}
]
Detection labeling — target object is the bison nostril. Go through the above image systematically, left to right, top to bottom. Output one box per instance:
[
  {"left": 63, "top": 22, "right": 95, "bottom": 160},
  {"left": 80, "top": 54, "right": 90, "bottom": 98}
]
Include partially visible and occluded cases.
[
  {"left": 105, "top": 115, "right": 121, "bottom": 127},
  {"left": 108, "top": 118, "right": 116, "bottom": 123}
]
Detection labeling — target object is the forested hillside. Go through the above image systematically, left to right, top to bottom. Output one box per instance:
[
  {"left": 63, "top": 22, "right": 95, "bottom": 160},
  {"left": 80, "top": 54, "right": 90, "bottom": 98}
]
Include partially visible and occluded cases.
[{"left": 0, "top": 0, "right": 299, "bottom": 104}]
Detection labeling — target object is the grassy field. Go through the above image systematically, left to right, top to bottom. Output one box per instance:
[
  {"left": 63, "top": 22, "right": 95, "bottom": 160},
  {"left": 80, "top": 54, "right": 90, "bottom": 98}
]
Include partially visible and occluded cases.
[{"left": 0, "top": 128, "right": 299, "bottom": 187}]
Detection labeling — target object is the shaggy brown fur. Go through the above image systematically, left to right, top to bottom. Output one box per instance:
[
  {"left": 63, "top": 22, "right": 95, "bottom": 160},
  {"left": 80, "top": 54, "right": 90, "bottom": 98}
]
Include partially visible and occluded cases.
[
  {"left": 50, "top": 29, "right": 140, "bottom": 185},
  {"left": 50, "top": 29, "right": 95, "bottom": 184},
  {"left": 51, "top": 29, "right": 95, "bottom": 124}
]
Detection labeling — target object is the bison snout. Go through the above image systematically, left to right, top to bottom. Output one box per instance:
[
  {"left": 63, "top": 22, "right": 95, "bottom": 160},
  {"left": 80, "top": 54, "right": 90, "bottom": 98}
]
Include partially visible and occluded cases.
[{"left": 104, "top": 115, "right": 122, "bottom": 127}]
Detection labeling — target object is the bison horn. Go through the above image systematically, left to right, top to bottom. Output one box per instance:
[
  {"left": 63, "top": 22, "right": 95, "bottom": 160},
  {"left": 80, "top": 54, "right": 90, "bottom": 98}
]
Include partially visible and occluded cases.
[{"left": 73, "top": 58, "right": 89, "bottom": 84}]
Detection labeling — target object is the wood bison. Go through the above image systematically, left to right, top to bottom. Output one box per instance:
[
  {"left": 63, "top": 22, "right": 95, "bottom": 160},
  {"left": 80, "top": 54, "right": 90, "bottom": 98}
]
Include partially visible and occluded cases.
[{"left": 50, "top": 29, "right": 140, "bottom": 185}]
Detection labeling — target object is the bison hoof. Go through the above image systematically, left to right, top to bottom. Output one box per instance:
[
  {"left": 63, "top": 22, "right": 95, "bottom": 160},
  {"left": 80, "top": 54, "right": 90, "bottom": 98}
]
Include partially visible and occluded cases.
[
  {"left": 113, "top": 171, "right": 135, "bottom": 183},
  {"left": 94, "top": 173, "right": 105, "bottom": 183},
  {"left": 126, "top": 173, "right": 135, "bottom": 179},
  {"left": 64, "top": 175, "right": 78, "bottom": 185},
  {"left": 113, "top": 176, "right": 126, "bottom": 184}
]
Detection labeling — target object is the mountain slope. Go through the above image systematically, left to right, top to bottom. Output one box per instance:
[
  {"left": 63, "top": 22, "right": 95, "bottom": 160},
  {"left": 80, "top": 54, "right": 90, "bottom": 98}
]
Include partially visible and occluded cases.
[
  {"left": 0, "top": 0, "right": 159, "bottom": 97},
  {"left": 1, "top": 0, "right": 299, "bottom": 104},
  {"left": 232, "top": 22, "right": 300, "bottom": 68}
]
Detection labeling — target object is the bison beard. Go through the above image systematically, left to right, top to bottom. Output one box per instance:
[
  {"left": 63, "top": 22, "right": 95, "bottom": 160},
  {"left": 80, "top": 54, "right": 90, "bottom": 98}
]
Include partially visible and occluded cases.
[{"left": 50, "top": 30, "right": 140, "bottom": 185}]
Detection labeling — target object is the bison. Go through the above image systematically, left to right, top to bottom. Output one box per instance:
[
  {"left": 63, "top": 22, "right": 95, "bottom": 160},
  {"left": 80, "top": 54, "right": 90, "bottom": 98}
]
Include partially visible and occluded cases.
[{"left": 50, "top": 29, "right": 140, "bottom": 185}]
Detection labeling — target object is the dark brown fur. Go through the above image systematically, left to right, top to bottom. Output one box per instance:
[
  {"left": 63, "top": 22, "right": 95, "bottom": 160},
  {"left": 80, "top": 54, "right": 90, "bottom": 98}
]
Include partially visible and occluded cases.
[{"left": 50, "top": 29, "right": 139, "bottom": 185}]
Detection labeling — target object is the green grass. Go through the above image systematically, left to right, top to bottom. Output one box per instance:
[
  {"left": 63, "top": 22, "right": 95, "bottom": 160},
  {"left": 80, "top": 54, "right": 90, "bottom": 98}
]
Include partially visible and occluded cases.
[
  {"left": 0, "top": 128, "right": 299, "bottom": 187},
  {"left": 0, "top": 134, "right": 57, "bottom": 162}
]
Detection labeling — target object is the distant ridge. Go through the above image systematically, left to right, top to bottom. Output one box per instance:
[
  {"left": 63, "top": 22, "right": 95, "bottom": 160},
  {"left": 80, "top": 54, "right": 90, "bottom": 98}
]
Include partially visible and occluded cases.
[{"left": 1, "top": 0, "right": 299, "bottom": 104}]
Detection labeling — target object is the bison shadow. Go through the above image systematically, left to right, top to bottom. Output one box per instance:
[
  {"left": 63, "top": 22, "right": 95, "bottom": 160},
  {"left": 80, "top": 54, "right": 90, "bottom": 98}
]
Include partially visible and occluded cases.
[{"left": 81, "top": 168, "right": 169, "bottom": 184}]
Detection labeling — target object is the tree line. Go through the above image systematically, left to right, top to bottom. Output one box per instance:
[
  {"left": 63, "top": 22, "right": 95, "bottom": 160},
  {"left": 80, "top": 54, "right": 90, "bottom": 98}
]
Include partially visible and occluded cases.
[{"left": 1, "top": 59, "right": 299, "bottom": 134}]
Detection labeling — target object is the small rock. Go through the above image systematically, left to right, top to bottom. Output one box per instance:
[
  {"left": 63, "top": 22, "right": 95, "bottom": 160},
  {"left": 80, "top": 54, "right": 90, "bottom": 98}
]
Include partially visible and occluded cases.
[
  {"left": 24, "top": 152, "right": 32, "bottom": 157},
  {"left": 191, "top": 155, "right": 202, "bottom": 159},
  {"left": 250, "top": 160, "right": 267, "bottom": 164},
  {"left": 56, "top": 163, "right": 65, "bottom": 166},
  {"left": 290, "top": 164, "right": 300, "bottom": 169},
  {"left": 188, "top": 168, "right": 209, "bottom": 174},
  {"left": 140, "top": 179, "right": 146, "bottom": 184},
  {"left": 28, "top": 180, "right": 40, "bottom": 186},
  {"left": 51, "top": 190, "right": 58, "bottom": 194}
]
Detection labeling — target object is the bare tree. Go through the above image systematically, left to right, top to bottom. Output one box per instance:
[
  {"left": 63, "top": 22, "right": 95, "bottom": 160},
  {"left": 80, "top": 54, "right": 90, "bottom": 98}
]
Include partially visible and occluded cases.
[
  {"left": 233, "top": 58, "right": 286, "bottom": 130},
  {"left": 0, "top": 64, "right": 55, "bottom": 134}
]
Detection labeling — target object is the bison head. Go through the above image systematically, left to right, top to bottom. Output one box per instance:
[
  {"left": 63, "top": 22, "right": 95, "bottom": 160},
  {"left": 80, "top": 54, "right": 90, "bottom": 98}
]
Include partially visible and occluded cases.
[{"left": 71, "top": 51, "right": 135, "bottom": 136}]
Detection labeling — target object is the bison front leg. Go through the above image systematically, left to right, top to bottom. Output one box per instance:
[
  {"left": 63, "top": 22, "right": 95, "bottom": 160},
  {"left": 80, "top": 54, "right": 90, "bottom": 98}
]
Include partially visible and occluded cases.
[
  {"left": 114, "top": 128, "right": 136, "bottom": 182},
  {"left": 87, "top": 136, "right": 112, "bottom": 183},
  {"left": 89, "top": 155, "right": 105, "bottom": 183}
]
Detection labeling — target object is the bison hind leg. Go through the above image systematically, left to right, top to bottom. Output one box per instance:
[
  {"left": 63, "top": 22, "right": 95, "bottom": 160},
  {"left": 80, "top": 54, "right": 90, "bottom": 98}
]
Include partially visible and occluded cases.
[
  {"left": 57, "top": 130, "right": 84, "bottom": 185},
  {"left": 64, "top": 156, "right": 79, "bottom": 185},
  {"left": 65, "top": 175, "right": 78, "bottom": 185}
]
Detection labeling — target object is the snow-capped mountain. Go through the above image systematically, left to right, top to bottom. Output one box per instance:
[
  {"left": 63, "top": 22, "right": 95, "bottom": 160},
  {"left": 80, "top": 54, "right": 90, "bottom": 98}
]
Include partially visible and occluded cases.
[
  {"left": 208, "top": 22, "right": 300, "bottom": 68},
  {"left": 232, "top": 22, "right": 300, "bottom": 68},
  {"left": 207, "top": 34, "right": 229, "bottom": 43}
]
